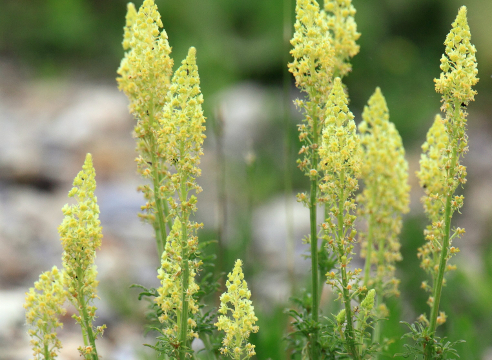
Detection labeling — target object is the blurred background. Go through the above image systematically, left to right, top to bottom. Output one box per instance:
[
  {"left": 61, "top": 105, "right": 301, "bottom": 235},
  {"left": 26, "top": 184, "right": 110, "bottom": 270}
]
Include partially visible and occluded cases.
[{"left": 0, "top": 0, "right": 491, "bottom": 358}]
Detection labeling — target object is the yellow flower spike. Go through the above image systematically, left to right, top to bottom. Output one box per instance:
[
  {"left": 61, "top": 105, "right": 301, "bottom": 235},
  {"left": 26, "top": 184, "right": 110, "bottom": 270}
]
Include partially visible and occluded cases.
[
  {"left": 117, "top": 0, "right": 173, "bottom": 121},
  {"left": 117, "top": 0, "right": 174, "bottom": 250},
  {"left": 289, "top": 0, "right": 334, "bottom": 102},
  {"left": 323, "top": 0, "right": 360, "bottom": 78},
  {"left": 435, "top": 6, "right": 478, "bottom": 108},
  {"left": 417, "top": 8, "right": 479, "bottom": 355},
  {"left": 159, "top": 47, "right": 206, "bottom": 206},
  {"left": 319, "top": 77, "right": 361, "bottom": 181},
  {"left": 319, "top": 77, "right": 361, "bottom": 357},
  {"left": 358, "top": 87, "right": 409, "bottom": 301},
  {"left": 417, "top": 115, "right": 448, "bottom": 223},
  {"left": 59, "top": 154, "right": 105, "bottom": 359},
  {"left": 155, "top": 218, "right": 200, "bottom": 347},
  {"left": 215, "top": 260, "right": 259, "bottom": 360},
  {"left": 24, "top": 267, "right": 66, "bottom": 360},
  {"left": 360, "top": 289, "right": 376, "bottom": 312}
]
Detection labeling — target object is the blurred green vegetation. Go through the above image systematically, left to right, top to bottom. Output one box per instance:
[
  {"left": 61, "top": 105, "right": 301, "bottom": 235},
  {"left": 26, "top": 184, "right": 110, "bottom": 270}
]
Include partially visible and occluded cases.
[
  {"left": 2, "top": 0, "right": 490, "bottom": 143},
  {"left": 3, "top": 0, "right": 491, "bottom": 358}
]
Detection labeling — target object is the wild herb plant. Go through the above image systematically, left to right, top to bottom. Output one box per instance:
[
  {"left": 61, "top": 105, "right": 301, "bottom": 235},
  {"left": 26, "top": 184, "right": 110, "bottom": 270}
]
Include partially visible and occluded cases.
[
  {"left": 287, "top": 0, "right": 360, "bottom": 357},
  {"left": 23, "top": 1, "right": 480, "bottom": 359},
  {"left": 117, "top": 1, "right": 257, "bottom": 359},
  {"left": 402, "top": 6, "right": 478, "bottom": 359},
  {"left": 357, "top": 87, "right": 410, "bottom": 351},
  {"left": 24, "top": 154, "right": 106, "bottom": 360},
  {"left": 24, "top": 267, "right": 66, "bottom": 360}
]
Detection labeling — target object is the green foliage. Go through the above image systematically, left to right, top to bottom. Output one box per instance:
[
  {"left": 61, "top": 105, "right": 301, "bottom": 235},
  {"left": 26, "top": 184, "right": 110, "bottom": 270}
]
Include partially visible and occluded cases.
[{"left": 398, "top": 322, "right": 465, "bottom": 359}]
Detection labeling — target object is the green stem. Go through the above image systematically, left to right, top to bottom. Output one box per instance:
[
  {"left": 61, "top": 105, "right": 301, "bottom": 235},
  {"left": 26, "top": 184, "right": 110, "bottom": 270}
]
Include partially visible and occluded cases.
[
  {"left": 425, "top": 103, "right": 460, "bottom": 359},
  {"left": 309, "top": 112, "right": 319, "bottom": 360},
  {"left": 178, "top": 163, "right": 191, "bottom": 360},
  {"left": 336, "top": 169, "right": 360, "bottom": 360},
  {"left": 317, "top": 205, "right": 330, "bottom": 306},
  {"left": 362, "top": 212, "right": 375, "bottom": 289},
  {"left": 76, "top": 273, "right": 99, "bottom": 360},
  {"left": 43, "top": 342, "right": 51, "bottom": 360}
]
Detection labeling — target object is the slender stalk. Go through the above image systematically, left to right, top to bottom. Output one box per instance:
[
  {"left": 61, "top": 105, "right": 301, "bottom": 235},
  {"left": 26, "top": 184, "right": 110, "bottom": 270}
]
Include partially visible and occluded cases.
[
  {"left": 425, "top": 102, "right": 460, "bottom": 359},
  {"left": 309, "top": 113, "right": 319, "bottom": 360},
  {"left": 425, "top": 157, "right": 458, "bottom": 358},
  {"left": 178, "top": 163, "right": 191, "bottom": 360},
  {"left": 336, "top": 170, "right": 360, "bottom": 360},
  {"left": 317, "top": 204, "right": 330, "bottom": 306},
  {"left": 318, "top": 204, "right": 330, "bottom": 304},
  {"left": 362, "top": 213, "right": 375, "bottom": 289},
  {"left": 178, "top": 215, "right": 191, "bottom": 360},
  {"left": 372, "top": 235, "right": 386, "bottom": 354},
  {"left": 76, "top": 272, "right": 99, "bottom": 360},
  {"left": 43, "top": 343, "right": 51, "bottom": 360}
]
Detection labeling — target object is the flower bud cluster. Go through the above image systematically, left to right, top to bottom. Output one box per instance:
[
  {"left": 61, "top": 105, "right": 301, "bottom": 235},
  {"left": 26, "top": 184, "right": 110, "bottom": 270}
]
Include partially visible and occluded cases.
[
  {"left": 117, "top": 0, "right": 174, "bottom": 230},
  {"left": 117, "top": 0, "right": 173, "bottom": 120},
  {"left": 289, "top": 0, "right": 333, "bottom": 102},
  {"left": 290, "top": 0, "right": 334, "bottom": 178},
  {"left": 323, "top": 0, "right": 360, "bottom": 78},
  {"left": 433, "top": 6, "right": 477, "bottom": 203},
  {"left": 435, "top": 7, "right": 478, "bottom": 110},
  {"left": 416, "top": 8, "right": 478, "bottom": 334},
  {"left": 159, "top": 46, "right": 206, "bottom": 209},
  {"left": 319, "top": 77, "right": 362, "bottom": 297},
  {"left": 319, "top": 77, "right": 361, "bottom": 204},
  {"left": 358, "top": 87, "right": 409, "bottom": 298},
  {"left": 59, "top": 154, "right": 103, "bottom": 304},
  {"left": 155, "top": 219, "right": 201, "bottom": 343},
  {"left": 215, "top": 260, "right": 259, "bottom": 359},
  {"left": 24, "top": 266, "right": 66, "bottom": 360}
]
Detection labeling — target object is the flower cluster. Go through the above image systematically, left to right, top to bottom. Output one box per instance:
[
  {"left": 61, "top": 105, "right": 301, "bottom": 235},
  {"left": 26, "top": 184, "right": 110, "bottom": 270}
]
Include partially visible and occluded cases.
[
  {"left": 117, "top": 0, "right": 174, "bottom": 248},
  {"left": 117, "top": 0, "right": 173, "bottom": 118},
  {"left": 289, "top": 0, "right": 333, "bottom": 101},
  {"left": 290, "top": 0, "right": 334, "bottom": 178},
  {"left": 324, "top": 0, "right": 360, "bottom": 78},
  {"left": 435, "top": 6, "right": 478, "bottom": 111},
  {"left": 416, "top": 8, "right": 478, "bottom": 348},
  {"left": 158, "top": 46, "right": 206, "bottom": 209},
  {"left": 319, "top": 77, "right": 361, "bottom": 204},
  {"left": 319, "top": 77, "right": 362, "bottom": 355},
  {"left": 358, "top": 87, "right": 410, "bottom": 300},
  {"left": 417, "top": 115, "right": 451, "bottom": 282},
  {"left": 58, "top": 154, "right": 105, "bottom": 357},
  {"left": 59, "top": 154, "right": 102, "bottom": 302},
  {"left": 155, "top": 219, "right": 201, "bottom": 344},
  {"left": 215, "top": 260, "right": 259, "bottom": 359},
  {"left": 24, "top": 266, "right": 66, "bottom": 360}
]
